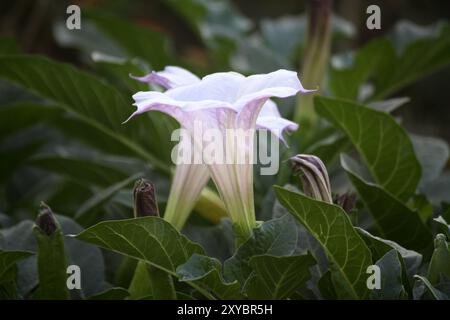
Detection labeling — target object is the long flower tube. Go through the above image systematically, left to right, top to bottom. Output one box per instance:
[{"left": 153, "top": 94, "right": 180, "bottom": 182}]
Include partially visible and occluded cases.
[{"left": 128, "top": 67, "right": 313, "bottom": 240}]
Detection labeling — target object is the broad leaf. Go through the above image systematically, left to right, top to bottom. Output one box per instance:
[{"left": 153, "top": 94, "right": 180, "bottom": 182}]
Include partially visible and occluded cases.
[
  {"left": 0, "top": 55, "right": 169, "bottom": 173},
  {"left": 316, "top": 96, "right": 421, "bottom": 201},
  {"left": 412, "top": 135, "right": 449, "bottom": 188},
  {"left": 341, "top": 154, "right": 432, "bottom": 251},
  {"left": 274, "top": 186, "right": 372, "bottom": 299},
  {"left": 223, "top": 215, "right": 298, "bottom": 285},
  {"left": 74, "top": 217, "right": 220, "bottom": 299},
  {"left": 75, "top": 217, "right": 204, "bottom": 274},
  {"left": 357, "top": 228, "right": 422, "bottom": 280},
  {"left": 369, "top": 249, "right": 408, "bottom": 300},
  {"left": 244, "top": 253, "right": 316, "bottom": 300},
  {"left": 177, "top": 254, "right": 242, "bottom": 300},
  {"left": 414, "top": 275, "right": 448, "bottom": 300}
]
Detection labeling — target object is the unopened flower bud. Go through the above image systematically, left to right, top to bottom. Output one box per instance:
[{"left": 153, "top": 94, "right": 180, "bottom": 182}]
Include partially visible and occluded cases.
[
  {"left": 291, "top": 154, "right": 333, "bottom": 203},
  {"left": 133, "top": 179, "right": 159, "bottom": 218},
  {"left": 334, "top": 192, "right": 357, "bottom": 214},
  {"left": 35, "top": 202, "right": 58, "bottom": 236}
]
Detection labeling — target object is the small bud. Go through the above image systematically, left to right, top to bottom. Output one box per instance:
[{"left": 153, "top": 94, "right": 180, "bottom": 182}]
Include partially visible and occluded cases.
[
  {"left": 291, "top": 154, "right": 333, "bottom": 203},
  {"left": 133, "top": 179, "right": 159, "bottom": 218},
  {"left": 334, "top": 192, "right": 357, "bottom": 214},
  {"left": 36, "top": 202, "right": 58, "bottom": 236}
]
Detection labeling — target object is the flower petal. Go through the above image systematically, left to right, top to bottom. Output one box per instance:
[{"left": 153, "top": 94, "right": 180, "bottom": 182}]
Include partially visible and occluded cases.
[
  {"left": 130, "top": 66, "right": 200, "bottom": 89},
  {"left": 167, "top": 72, "right": 245, "bottom": 103},
  {"left": 126, "top": 90, "right": 237, "bottom": 126},
  {"left": 256, "top": 116, "right": 299, "bottom": 145}
]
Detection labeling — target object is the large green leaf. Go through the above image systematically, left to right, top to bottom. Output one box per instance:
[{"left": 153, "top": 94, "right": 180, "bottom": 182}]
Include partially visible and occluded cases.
[
  {"left": 0, "top": 55, "right": 169, "bottom": 173},
  {"left": 316, "top": 96, "right": 421, "bottom": 201},
  {"left": 412, "top": 135, "right": 449, "bottom": 189},
  {"left": 342, "top": 155, "right": 432, "bottom": 251},
  {"left": 274, "top": 186, "right": 372, "bottom": 299},
  {"left": 223, "top": 215, "right": 298, "bottom": 285},
  {"left": 74, "top": 217, "right": 218, "bottom": 299},
  {"left": 75, "top": 217, "right": 203, "bottom": 273},
  {"left": 357, "top": 228, "right": 422, "bottom": 280},
  {"left": 369, "top": 249, "right": 408, "bottom": 300},
  {"left": 244, "top": 253, "right": 316, "bottom": 300},
  {"left": 176, "top": 254, "right": 242, "bottom": 300}
]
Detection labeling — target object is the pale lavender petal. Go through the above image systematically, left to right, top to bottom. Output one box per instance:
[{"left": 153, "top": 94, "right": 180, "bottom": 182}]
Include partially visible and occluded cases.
[
  {"left": 130, "top": 66, "right": 200, "bottom": 89},
  {"left": 167, "top": 72, "right": 245, "bottom": 103},
  {"left": 258, "top": 99, "right": 281, "bottom": 118},
  {"left": 256, "top": 116, "right": 299, "bottom": 145}
]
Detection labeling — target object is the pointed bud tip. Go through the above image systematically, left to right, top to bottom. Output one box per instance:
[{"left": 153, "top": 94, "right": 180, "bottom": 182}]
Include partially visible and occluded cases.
[
  {"left": 133, "top": 179, "right": 160, "bottom": 218},
  {"left": 36, "top": 202, "right": 58, "bottom": 236}
]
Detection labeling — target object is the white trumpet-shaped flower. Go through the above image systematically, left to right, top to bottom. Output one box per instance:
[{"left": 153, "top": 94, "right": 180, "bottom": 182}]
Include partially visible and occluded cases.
[{"left": 128, "top": 66, "right": 313, "bottom": 239}]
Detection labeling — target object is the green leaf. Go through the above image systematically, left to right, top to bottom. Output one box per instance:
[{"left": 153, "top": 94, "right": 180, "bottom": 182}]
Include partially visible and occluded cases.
[
  {"left": 87, "top": 12, "right": 173, "bottom": 69},
  {"left": 330, "top": 23, "right": 450, "bottom": 101},
  {"left": 372, "top": 23, "right": 450, "bottom": 100},
  {"left": 0, "top": 55, "right": 169, "bottom": 174},
  {"left": 316, "top": 96, "right": 421, "bottom": 201},
  {"left": 368, "top": 97, "right": 410, "bottom": 113},
  {"left": 412, "top": 135, "right": 449, "bottom": 188},
  {"left": 342, "top": 155, "right": 433, "bottom": 251},
  {"left": 274, "top": 186, "right": 372, "bottom": 299},
  {"left": 223, "top": 215, "right": 298, "bottom": 285},
  {"left": 0, "top": 216, "right": 106, "bottom": 298},
  {"left": 434, "top": 216, "right": 450, "bottom": 240},
  {"left": 74, "top": 217, "right": 217, "bottom": 299},
  {"left": 75, "top": 217, "right": 204, "bottom": 273},
  {"left": 32, "top": 219, "right": 70, "bottom": 300},
  {"left": 357, "top": 228, "right": 422, "bottom": 280},
  {"left": 427, "top": 234, "right": 450, "bottom": 285},
  {"left": 370, "top": 249, "right": 408, "bottom": 300},
  {"left": 0, "top": 250, "right": 32, "bottom": 281},
  {"left": 244, "top": 253, "right": 316, "bottom": 300},
  {"left": 177, "top": 254, "right": 242, "bottom": 300},
  {"left": 127, "top": 260, "right": 152, "bottom": 300},
  {"left": 128, "top": 260, "right": 177, "bottom": 300},
  {"left": 147, "top": 264, "right": 177, "bottom": 300},
  {"left": 318, "top": 271, "right": 337, "bottom": 299},
  {"left": 414, "top": 275, "right": 448, "bottom": 300},
  {"left": 89, "top": 287, "right": 129, "bottom": 300}
]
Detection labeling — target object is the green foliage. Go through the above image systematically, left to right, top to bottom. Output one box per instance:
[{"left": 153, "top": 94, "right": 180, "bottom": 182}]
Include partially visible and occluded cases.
[
  {"left": 1, "top": 3, "right": 450, "bottom": 301},
  {"left": 274, "top": 186, "right": 372, "bottom": 299}
]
